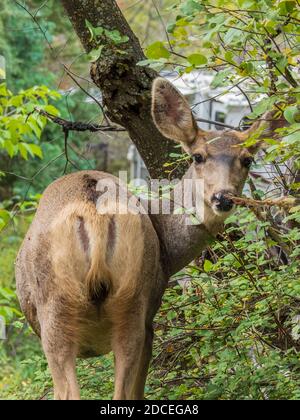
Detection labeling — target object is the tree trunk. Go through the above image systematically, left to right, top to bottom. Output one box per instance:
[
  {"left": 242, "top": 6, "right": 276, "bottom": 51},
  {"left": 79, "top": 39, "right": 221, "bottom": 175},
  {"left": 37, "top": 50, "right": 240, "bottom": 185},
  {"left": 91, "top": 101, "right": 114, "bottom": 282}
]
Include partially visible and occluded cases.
[{"left": 60, "top": 0, "right": 186, "bottom": 179}]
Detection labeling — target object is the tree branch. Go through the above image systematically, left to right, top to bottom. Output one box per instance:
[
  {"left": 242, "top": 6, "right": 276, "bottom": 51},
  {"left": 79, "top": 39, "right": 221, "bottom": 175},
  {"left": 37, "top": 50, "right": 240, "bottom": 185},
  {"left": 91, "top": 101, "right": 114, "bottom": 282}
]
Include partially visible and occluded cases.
[{"left": 34, "top": 108, "right": 126, "bottom": 132}]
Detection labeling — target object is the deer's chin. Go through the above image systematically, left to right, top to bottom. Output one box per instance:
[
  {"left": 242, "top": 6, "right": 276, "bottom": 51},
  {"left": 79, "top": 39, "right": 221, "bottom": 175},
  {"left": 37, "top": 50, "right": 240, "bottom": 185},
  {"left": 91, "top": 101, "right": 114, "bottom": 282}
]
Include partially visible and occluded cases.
[{"left": 211, "top": 204, "right": 235, "bottom": 218}]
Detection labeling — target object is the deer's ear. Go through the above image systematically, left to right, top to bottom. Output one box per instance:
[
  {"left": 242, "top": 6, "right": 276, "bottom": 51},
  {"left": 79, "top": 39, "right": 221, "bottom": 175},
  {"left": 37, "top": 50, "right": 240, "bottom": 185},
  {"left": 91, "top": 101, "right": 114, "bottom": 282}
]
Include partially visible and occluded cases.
[
  {"left": 151, "top": 78, "right": 198, "bottom": 145},
  {"left": 240, "top": 110, "right": 285, "bottom": 154},
  {"left": 238, "top": 119, "right": 269, "bottom": 154}
]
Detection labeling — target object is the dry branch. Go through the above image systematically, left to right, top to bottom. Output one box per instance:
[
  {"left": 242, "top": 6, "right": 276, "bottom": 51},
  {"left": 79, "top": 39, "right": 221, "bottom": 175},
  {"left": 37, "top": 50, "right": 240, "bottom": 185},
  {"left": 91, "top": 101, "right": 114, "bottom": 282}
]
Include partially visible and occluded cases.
[
  {"left": 34, "top": 108, "right": 126, "bottom": 133},
  {"left": 228, "top": 194, "right": 300, "bottom": 211}
]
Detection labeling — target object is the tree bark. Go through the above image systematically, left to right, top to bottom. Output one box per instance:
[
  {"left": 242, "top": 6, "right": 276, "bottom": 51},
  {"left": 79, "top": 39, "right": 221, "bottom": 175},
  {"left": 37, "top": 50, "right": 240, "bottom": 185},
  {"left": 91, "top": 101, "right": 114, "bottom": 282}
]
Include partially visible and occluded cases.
[{"left": 60, "top": 0, "right": 186, "bottom": 179}]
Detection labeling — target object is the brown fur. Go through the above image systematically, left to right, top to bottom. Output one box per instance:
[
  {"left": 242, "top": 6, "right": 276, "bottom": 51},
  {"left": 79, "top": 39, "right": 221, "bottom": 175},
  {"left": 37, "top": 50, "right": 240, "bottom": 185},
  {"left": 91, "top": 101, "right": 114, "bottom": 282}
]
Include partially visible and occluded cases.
[{"left": 16, "top": 79, "right": 267, "bottom": 400}]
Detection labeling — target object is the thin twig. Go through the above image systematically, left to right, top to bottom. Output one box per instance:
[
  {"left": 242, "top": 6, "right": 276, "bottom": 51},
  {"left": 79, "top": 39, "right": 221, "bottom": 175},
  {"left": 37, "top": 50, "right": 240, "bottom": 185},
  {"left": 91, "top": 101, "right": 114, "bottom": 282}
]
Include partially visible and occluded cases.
[
  {"left": 14, "top": 1, "right": 54, "bottom": 52},
  {"left": 63, "top": 65, "right": 111, "bottom": 125},
  {"left": 195, "top": 117, "right": 235, "bottom": 130}
]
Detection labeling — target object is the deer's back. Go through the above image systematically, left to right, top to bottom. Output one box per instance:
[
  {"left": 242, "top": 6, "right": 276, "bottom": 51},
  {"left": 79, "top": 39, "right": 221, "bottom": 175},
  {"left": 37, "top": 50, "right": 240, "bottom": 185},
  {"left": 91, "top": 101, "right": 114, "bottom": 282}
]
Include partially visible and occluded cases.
[{"left": 16, "top": 171, "right": 163, "bottom": 355}]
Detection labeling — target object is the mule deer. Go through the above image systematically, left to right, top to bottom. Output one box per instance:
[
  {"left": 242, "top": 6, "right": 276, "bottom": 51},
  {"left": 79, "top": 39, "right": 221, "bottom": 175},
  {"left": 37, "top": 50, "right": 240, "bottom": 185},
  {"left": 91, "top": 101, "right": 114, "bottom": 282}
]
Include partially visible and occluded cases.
[{"left": 16, "top": 78, "right": 266, "bottom": 400}]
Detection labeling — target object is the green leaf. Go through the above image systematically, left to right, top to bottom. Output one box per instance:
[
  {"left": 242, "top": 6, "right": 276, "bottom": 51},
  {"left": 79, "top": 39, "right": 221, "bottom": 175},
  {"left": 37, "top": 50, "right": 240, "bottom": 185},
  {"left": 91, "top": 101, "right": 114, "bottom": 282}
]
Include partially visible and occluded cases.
[
  {"left": 180, "top": 0, "right": 203, "bottom": 16},
  {"left": 278, "top": 0, "right": 296, "bottom": 14},
  {"left": 85, "top": 20, "right": 104, "bottom": 41},
  {"left": 85, "top": 21, "right": 129, "bottom": 45},
  {"left": 167, "top": 23, "right": 176, "bottom": 34},
  {"left": 173, "top": 26, "right": 188, "bottom": 40},
  {"left": 223, "top": 28, "right": 239, "bottom": 44},
  {"left": 105, "top": 29, "right": 129, "bottom": 45},
  {"left": 146, "top": 42, "right": 171, "bottom": 60},
  {"left": 88, "top": 46, "right": 104, "bottom": 61},
  {"left": 224, "top": 51, "right": 235, "bottom": 64},
  {"left": 187, "top": 53, "right": 208, "bottom": 66},
  {"left": 137, "top": 59, "right": 154, "bottom": 67},
  {"left": 239, "top": 61, "right": 254, "bottom": 76},
  {"left": 0, "top": 67, "right": 5, "bottom": 79},
  {"left": 211, "top": 69, "right": 231, "bottom": 88},
  {"left": 9, "top": 95, "right": 23, "bottom": 108},
  {"left": 248, "top": 97, "right": 277, "bottom": 119},
  {"left": 44, "top": 105, "right": 60, "bottom": 117},
  {"left": 284, "top": 106, "right": 300, "bottom": 124},
  {"left": 27, "top": 119, "right": 42, "bottom": 139},
  {"left": 283, "top": 131, "right": 300, "bottom": 145},
  {"left": 3, "top": 140, "right": 15, "bottom": 158},
  {"left": 18, "top": 143, "right": 29, "bottom": 160},
  {"left": 25, "top": 143, "right": 43, "bottom": 159},
  {"left": 0, "top": 209, "right": 10, "bottom": 232},
  {"left": 204, "top": 260, "right": 214, "bottom": 273},
  {"left": 0, "top": 286, "right": 15, "bottom": 300}
]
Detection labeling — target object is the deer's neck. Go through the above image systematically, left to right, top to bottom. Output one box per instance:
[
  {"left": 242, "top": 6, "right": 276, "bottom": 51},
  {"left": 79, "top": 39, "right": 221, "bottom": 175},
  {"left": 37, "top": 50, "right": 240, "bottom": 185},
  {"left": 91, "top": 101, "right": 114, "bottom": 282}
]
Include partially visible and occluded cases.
[{"left": 147, "top": 185, "right": 225, "bottom": 278}]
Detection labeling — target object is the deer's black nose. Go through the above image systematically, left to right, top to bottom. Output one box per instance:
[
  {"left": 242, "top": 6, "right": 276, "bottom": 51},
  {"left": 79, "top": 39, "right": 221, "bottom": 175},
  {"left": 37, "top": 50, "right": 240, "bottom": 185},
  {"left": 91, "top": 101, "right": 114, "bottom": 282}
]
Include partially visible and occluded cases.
[{"left": 212, "top": 192, "right": 234, "bottom": 212}]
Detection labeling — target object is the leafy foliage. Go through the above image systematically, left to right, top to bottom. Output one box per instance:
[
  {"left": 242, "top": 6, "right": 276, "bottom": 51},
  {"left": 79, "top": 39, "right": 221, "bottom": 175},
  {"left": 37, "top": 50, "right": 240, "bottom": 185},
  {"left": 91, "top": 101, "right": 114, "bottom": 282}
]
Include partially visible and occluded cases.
[
  {"left": 144, "top": 0, "right": 300, "bottom": 161},
  {"left": 86, "top": 20, "right": 129, "bottom": 45},
  {"left": 0, "top": 83, "right": 60, "bottom": 232},
  {"left": 0, "top": 83, "right": 60, "bottom": 160},
  {"left": 148, "top": 207, "right": 300, "bottom": 400}
]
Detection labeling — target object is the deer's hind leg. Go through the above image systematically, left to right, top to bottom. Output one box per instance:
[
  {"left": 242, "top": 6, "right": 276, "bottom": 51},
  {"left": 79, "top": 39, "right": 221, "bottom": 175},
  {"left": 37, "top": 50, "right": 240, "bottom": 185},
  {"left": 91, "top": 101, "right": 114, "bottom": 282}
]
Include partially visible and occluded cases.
[
  {"left": 40, "top": 302, "right": 80, "bottom": 400},
  {"left": 111, "top": 308, "right": 147, "bottom": 400},
  {"left": 131, "top": 324, "right": 154, "bottom": 400},
  {"left": 44, "top": 342, "right": 79, "bottom": 400}
]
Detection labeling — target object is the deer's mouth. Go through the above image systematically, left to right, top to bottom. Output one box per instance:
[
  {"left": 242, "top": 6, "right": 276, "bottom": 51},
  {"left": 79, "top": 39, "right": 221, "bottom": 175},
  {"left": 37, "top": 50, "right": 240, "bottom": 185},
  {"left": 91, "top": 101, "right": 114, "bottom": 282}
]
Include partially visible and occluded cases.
[
  {"left": 210, "top": 191, "right": 235, "bottom": 215},
  {"left": 211, "top": 205, "right": 236, "bottom": 217}
]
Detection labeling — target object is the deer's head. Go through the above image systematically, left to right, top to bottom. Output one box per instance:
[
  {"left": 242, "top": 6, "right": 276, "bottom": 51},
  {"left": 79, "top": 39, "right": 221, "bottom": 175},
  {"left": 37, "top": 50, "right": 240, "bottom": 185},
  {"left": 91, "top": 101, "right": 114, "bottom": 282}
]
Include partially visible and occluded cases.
[{"left": 152, "top": 77, "right": 265, "bottom": 218}]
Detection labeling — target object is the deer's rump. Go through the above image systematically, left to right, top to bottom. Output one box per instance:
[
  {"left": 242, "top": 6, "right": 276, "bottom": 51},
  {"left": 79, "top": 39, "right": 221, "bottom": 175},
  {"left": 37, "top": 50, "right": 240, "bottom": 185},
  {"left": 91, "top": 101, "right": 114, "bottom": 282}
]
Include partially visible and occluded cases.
[{"left": 15, "top": 171, "right": 162, "bottom": 357}]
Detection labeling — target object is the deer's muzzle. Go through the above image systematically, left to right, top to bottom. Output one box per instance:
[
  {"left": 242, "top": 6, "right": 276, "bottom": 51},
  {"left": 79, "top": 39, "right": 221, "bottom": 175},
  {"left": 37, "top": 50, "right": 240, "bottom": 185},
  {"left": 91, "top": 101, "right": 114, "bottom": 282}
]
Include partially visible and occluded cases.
[{"left": 211, "top": 191, "right": 234, "bottom": 212}]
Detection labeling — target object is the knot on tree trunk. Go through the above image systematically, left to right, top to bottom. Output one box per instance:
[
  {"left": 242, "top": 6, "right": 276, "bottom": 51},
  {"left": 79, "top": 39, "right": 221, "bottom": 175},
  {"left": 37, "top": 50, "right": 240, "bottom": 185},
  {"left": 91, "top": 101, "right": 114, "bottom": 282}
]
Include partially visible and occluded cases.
[{"left": 90, "top": 48, "right": 156, "bottom": 126}]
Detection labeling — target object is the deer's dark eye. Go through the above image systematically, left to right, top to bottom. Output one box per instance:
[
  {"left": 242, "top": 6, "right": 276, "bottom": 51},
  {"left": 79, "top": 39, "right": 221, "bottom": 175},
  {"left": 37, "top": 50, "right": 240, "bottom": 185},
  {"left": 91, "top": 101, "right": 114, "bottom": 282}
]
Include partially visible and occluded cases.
[
  {"left": 193, "top": 154, "right": 205, "bottom": 164},
  {"left": 242, "top": 156, "right": 254, "bottom": 169}
]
